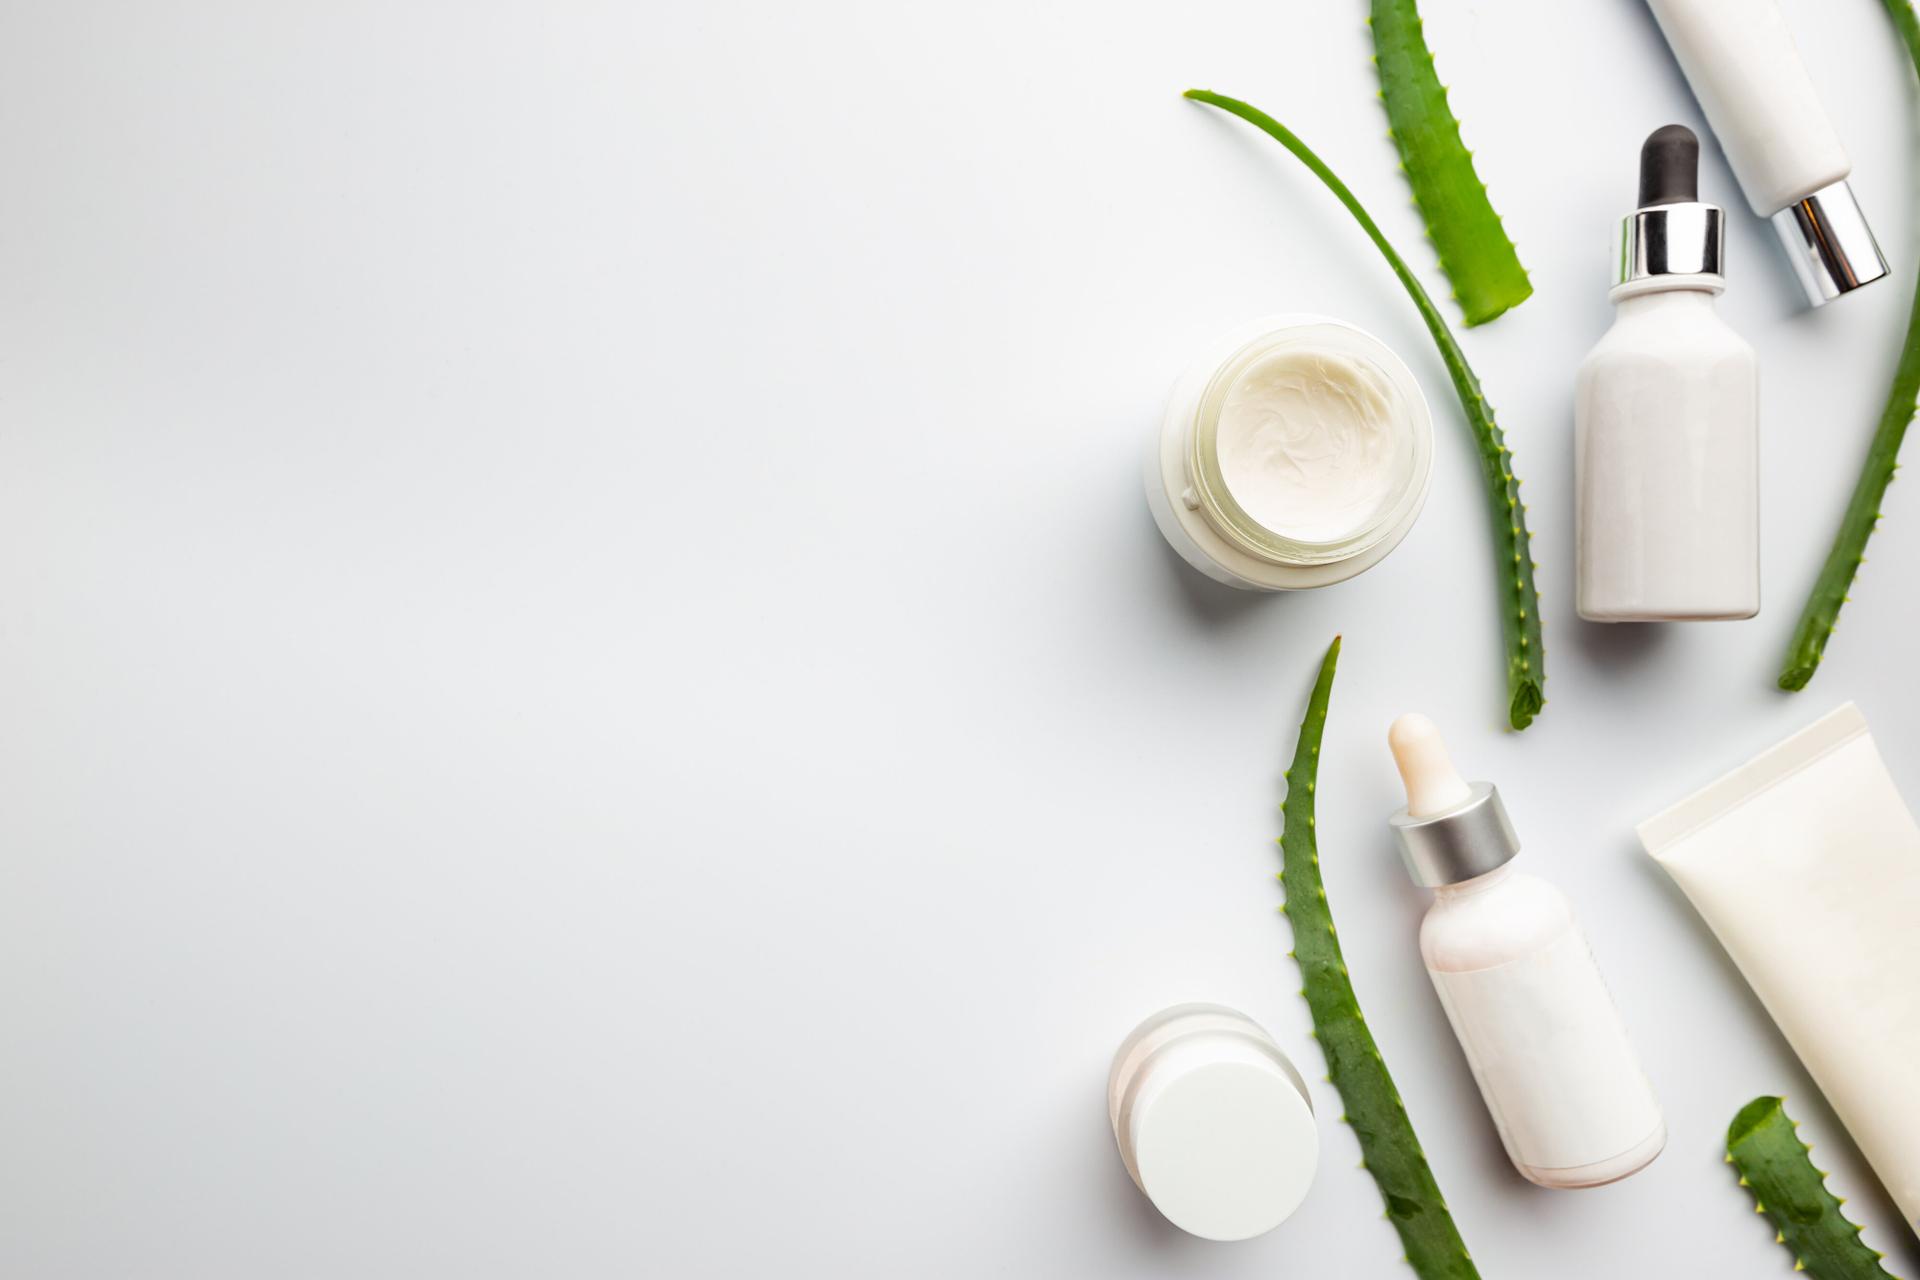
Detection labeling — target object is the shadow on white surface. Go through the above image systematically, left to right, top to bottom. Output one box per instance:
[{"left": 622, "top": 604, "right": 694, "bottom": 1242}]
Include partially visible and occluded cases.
[{"left": 1569, "top": 615, "right": 1674, "bottom": 675}]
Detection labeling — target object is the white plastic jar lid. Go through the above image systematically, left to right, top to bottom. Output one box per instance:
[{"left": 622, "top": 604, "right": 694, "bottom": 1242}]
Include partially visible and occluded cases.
[{"left": 1107, "top": 1004, "right": 1318, "bottom": 1241}]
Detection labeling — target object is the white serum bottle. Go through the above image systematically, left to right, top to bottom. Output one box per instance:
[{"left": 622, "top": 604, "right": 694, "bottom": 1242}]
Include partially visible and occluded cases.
[
  {"left": 1575, "top": 125, "right": 1759, "bottom": 622},
  {"left": 1387, "top": 715, "right": 1665, "bottom": 1189}
]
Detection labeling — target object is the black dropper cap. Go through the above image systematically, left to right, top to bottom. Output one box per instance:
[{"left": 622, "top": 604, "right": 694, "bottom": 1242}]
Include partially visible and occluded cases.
[
  {"left": 1618, "top": 123, "right": 1723, "bottom": 285},
  {"left": 1638, "top": 124, "right": 1699, "bottom": 207}
]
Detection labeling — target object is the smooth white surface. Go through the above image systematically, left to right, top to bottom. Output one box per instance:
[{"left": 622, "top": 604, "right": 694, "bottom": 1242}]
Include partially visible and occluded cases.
[
  {"left": 1646, "top": 0, "right": 1852, "bottom": 214},
  {"left": 7, "top": 1, "right": 1920, "bottom": 1275},
  {"left": 1576, "top": 283, "right": 1760, "bottom": 620},
  {"left": 1641, "top": 703, "right": 1920, "bottom": 1229},
  {"left": 1424, "top": 869, "right": 1665, "bottom": 1187},
  {"left": 1108, "top": 1006, "right": 1318, "bottom": 1242},
  {"left": 1134, "top": 1058, "right": 1316, "bottom": 1241}
]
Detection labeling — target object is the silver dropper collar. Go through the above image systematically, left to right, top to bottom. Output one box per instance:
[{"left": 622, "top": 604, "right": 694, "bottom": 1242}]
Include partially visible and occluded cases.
[
  {"left": 1771, "top": 179, "right": 1889, "bottom": 306},
  {"left": 1618, "top": 202, "right": 1725, "bottom": 287},
  {"left": 1389, "top": 782, "right": 1521, "bottom": 888}
]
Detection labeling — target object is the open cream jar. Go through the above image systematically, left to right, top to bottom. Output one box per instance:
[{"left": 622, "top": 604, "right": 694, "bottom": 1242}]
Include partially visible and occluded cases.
[{"left": 1147, "top": 315, "right": 1434, "bottom": 589}]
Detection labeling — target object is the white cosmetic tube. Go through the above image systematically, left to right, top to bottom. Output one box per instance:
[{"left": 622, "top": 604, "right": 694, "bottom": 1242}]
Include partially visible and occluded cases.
[
  {"left": 1643, "top": 0, "right": 1888, "bottom": 304},
  {"left": 1639, "top": 703, "right": 1920, "bottom": 1236}
]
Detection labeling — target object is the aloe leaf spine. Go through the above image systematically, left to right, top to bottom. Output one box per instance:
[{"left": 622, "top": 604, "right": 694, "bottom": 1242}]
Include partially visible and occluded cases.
[
  {"left": 1370, "top": 0, "right": 1532, "bottom": 326},
  {"left": 1780, "top": 0, "right": 1920, "bottom": 691},
  {"left": 1185, "top": 89, "right": 1544, "bottom": 729},
  {"left": 1278, "top": 637, "right": 1480, "bottom": 1279},
  {"left": 1725, "top": 1096, "right": 1904, "bottom": 1280}
]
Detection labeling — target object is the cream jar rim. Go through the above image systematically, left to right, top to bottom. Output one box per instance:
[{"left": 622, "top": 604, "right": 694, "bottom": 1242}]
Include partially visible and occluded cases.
[{"left": 1188, "top": 321, "right": 1432, "bottom": 566}]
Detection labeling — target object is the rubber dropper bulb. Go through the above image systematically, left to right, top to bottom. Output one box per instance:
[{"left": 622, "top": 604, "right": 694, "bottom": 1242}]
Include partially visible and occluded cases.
[
  {"left": 1638, "top": 123, "right": 1699, "bottom": 207},
  {"left": 1389, "top": 713, "right": 1474, "bottom": 818}
]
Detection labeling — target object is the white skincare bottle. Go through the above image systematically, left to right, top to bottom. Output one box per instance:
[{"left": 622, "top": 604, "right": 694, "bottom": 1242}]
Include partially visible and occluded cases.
[
  {"left": 1645, "top": 0, "right": 1887, "bottom": 304},
  {"left": 1576, "top": 125, "right": 1759, "bottom": 622},
  {"left": 1387, "top": 715, "right": 1665, "bottom": 1189}
]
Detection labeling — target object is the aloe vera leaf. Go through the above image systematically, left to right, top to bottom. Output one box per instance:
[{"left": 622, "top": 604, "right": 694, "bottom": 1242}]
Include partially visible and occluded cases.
[
  {"left": 1370, "top": 0, "right": 1532, "bottom": 326},
  {"left": 1779, "top": 0, "right": 1920, "bottom": 691},
  {"left": 1186, "top": 89, "right": 1544, "bottom": 730},
  {"left": 1278, "top": 637, "right": 1481, "bottom": 1279},
  {"left": 1726, "top": 1096, "right": 1904, "bottom": 1280}
]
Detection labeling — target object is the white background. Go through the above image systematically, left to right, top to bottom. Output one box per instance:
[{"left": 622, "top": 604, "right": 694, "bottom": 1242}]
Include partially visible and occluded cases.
[{"left": 3, "top": 1, "right": 1919, "bottom": 1275}]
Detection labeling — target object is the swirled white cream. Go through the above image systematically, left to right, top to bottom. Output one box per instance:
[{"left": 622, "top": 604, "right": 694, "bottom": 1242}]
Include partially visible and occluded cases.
[{"left": 1215, "top": 347, "right": 1410, "bottom": 544}]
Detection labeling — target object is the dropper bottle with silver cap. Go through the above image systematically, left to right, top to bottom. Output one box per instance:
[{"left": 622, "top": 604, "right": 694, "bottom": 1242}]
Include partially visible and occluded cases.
[
  {"left": 1575, "top": 124, "right": 1760, "bottom": 623},
  {"left": 1388, "top": 714, "right": 1665, "bottom": 1189}
]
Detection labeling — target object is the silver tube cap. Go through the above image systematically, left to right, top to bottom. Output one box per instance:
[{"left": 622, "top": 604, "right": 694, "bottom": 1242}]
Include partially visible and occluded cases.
[
  {"left": 1771, "top": 179, "right": 1888, "bottom": 306},
  {"left": 1617, "top": 202, "right": 1725, "bottom": 286},
  {"left": 1389, "top": 782, "right": 1520, "bottom": 887}
]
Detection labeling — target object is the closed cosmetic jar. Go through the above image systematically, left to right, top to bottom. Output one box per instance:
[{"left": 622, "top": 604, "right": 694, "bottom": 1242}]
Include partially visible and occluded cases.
[
  {"left": 1146, "top": 315, "right": 1434, "bottom": 589},
  {"left": 1108, "top": 1003, "right": 1318, "bottom": 1242}
]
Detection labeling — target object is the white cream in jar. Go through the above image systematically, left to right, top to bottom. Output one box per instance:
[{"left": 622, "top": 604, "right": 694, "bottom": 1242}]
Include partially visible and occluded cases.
[{"left": 1147, "top": 316, "right": 1433, "bottom": 589}]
